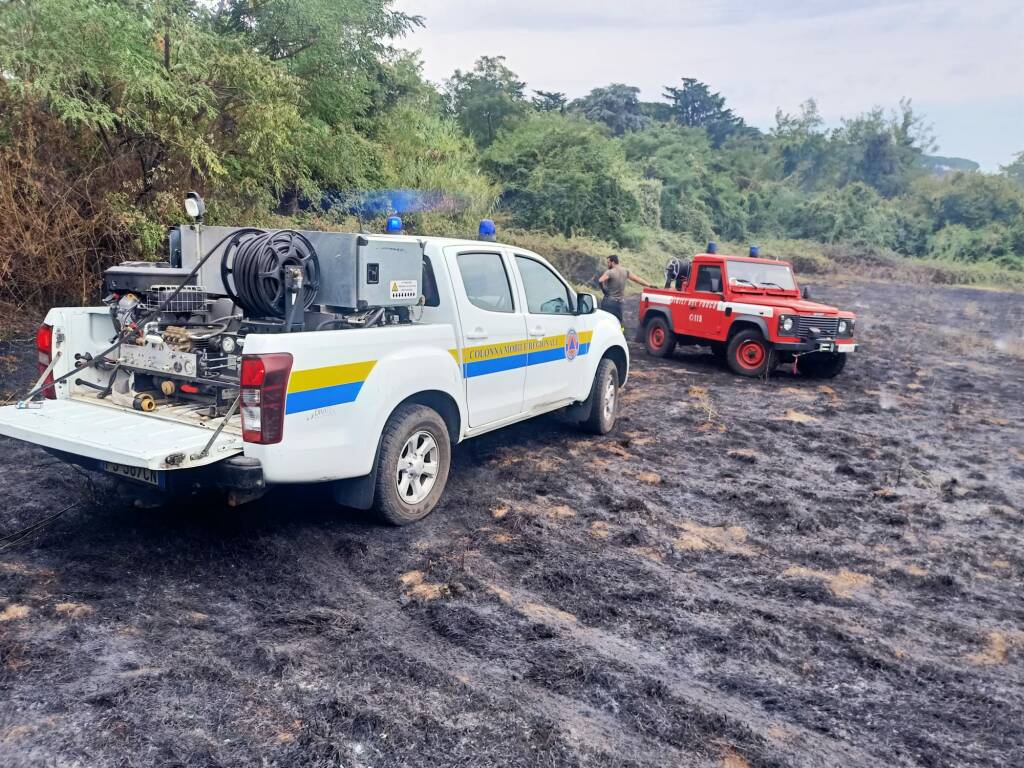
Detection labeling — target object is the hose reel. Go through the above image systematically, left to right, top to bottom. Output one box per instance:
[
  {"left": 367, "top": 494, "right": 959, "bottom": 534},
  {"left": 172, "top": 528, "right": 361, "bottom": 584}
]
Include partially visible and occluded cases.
[{"left": 220, "top": 229, "right": 320, "bottom": 320}]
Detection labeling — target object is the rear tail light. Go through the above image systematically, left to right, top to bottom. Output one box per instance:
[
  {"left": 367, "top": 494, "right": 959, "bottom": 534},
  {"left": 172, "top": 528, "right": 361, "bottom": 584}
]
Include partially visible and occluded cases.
[
  {"left": 35, "top": 323, "right": 56, "bottom": 399},
  {"left": 240, "top": 353, "right": 292, "bottom": 444}
]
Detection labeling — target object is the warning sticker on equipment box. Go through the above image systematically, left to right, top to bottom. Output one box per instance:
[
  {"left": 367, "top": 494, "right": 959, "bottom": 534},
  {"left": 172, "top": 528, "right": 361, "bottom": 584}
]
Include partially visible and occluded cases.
[{"left": 390, "top": 279, "right": 418, "bottom": 300}]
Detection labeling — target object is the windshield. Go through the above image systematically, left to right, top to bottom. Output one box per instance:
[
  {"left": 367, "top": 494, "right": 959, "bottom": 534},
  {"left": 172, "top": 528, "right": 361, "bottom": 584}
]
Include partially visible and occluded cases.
[{"left": 726, "top": 260, "right": 797, "bottom": 291}]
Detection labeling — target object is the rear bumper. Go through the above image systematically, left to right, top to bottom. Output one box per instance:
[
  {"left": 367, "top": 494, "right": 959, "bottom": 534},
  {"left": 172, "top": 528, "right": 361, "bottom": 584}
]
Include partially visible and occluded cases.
[
  {"left": 774, "top": 340, "right": 858, "bottom": 354},
  {"left": 43, "top": 448, "right": 265, "bottom": 494}
]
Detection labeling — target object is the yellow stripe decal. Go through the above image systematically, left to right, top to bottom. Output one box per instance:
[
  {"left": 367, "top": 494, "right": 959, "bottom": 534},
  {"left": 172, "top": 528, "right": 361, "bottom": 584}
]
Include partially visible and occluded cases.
[{"left": 288, "top": 360, "right": 377, "bottom": 394}]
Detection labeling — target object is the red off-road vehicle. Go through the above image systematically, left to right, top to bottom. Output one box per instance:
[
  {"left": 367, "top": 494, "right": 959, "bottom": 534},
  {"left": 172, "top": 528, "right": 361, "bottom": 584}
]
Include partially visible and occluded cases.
[{"left": 637, "top": 249, "right": 857, "bottom": 378}]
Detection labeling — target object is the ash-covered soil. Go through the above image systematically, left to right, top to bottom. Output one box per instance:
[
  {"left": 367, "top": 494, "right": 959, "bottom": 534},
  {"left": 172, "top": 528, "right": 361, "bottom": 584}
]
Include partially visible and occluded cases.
[{"left": 1, "top": 279, "right": 1023, "bottom": 768}]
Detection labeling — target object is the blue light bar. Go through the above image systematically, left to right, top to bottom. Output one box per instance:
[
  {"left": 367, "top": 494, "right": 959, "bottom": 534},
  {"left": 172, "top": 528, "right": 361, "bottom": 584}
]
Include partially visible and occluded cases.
[
  {"left": 386, "top": 215, "right": 403, "bottom": 233},
  {"left": 479, "top": 218, "right": 496, "bottom": 241},
  {"left": 707, "top": 241, "right": 717, "bottom": 254},
  {"left": 749, "top": 245, "right": 760, "bottom": 257}
]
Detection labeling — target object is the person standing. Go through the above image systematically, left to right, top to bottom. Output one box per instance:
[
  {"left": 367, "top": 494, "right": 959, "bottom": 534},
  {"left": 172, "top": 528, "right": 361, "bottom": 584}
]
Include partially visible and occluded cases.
[{"left": 598, "top": 254, "right": 651, "bottom": 324}]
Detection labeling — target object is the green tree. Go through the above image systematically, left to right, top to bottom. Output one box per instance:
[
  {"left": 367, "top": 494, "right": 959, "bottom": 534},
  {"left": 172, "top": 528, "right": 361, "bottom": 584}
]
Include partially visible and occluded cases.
[
  {"left": 216, "top": 0, "right": 422, "bottom": 124},
  {"left": 445, "top": 56, "right": 529, "bottom": 147},
  {"left": 662, "top": 78, "right": 747, "bottom": 147},
  {"left": 571, "top": 84, "right": 648, "bottom": 136},
  {"left": 532, "top": 90, "right": 567, "bottom": 113},
  {"left": 372, "top": 99, "right": 496, "bottom": 219},
  {"left": 771, "top": 99, "right": 832, "bottom": 190},
  {"left": 832, "top": 100, "right": 933, "bottom": 197},
  {"left": 483, "top": 114, "right": 640, "bottom": 241},
  {"left": 620, "top": 123, "right": 750, "bottom": 239},
  {"left": 1001, "top": 151, "right": 1024, "bottom": 188},
  {"left": 916, "top": 172, "right": 1024, "bottom": 229}
]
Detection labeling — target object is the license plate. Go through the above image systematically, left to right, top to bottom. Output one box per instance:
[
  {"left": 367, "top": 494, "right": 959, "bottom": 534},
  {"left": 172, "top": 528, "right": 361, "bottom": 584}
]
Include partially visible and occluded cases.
[
  {"left": 816, "top": 342, "right": 837, "bottom": 352},
  {"left": 103, "top": 462, "right": 162, "bottom": 487}
]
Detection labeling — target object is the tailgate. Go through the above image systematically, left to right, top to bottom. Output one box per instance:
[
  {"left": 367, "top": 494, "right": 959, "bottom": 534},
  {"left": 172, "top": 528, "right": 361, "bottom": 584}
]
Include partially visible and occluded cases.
[{"left": 0, "top": 400, "right": 242, "bottom": 470}]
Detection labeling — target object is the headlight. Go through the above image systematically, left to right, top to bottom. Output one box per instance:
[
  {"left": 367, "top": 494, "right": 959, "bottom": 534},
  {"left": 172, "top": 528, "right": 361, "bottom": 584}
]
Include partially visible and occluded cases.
[
  {"left": 778, "top": 315, "right": 797, "bottom": 335},
  {"left": 837, "top": 319, "right": 854, "bottom": 337}
]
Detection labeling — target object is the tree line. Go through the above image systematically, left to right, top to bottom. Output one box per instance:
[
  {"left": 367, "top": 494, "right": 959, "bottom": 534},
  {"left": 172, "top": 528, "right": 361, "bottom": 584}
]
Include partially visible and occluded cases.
[{"left": 0, "top": 0, "right": 1021, "bottom": 306}]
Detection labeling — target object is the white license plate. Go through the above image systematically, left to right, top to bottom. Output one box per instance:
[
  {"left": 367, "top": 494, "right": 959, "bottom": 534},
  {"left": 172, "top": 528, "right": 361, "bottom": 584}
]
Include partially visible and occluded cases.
[{"left": 103, "top": 462, "right": 161, "bottom": 486}]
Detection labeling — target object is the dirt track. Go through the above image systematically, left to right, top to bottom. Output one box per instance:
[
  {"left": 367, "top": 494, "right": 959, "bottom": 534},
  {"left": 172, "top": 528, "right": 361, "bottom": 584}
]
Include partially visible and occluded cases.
[{"left": 1, "top": 278, "right": 1023, "bottom": 767}]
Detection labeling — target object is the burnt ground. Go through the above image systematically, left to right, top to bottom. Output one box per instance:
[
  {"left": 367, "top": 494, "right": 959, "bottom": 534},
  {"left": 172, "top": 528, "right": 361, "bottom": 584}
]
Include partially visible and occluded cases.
[{"left": 1, "top": 278, "right": 1023, "bottom": 768}]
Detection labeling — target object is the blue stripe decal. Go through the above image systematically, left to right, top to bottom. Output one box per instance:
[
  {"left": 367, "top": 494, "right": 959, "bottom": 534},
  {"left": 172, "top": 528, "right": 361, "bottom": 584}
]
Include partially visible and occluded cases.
[
  {"left": 462, "top": 343, "right": 591, "bottom": 378},
  {"left": 527, "top": 346, "right": 567, "bottom": 366},
  {"left": 463, "top": 352, "right": 530, "bottom": 378},
  {"left": 286, "top": 381, "right": 364, "bottom": 414}
]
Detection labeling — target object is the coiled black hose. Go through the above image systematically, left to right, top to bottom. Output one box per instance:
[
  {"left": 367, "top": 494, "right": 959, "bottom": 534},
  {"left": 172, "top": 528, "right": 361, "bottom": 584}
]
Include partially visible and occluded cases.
[{"left": 220, "top": 229, "right": 320, "bottom": 318}]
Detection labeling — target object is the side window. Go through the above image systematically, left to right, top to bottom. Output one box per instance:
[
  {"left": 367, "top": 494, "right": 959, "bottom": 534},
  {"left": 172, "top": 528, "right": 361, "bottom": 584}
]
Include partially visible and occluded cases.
[
  {"left": 456, "top": 252, "right": 514, "bottom": 313},
  {"left": 515, "top": 256, "right": 574, "bottom": 315},
  {"left": 694, "top": 265, "right": 722, "bottom": 293}
]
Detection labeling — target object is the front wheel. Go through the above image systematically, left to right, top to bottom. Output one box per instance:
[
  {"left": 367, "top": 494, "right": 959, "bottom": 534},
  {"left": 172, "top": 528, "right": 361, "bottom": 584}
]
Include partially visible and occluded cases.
[
  {"left": 644, "top": 316, "right": 676, "bottom": 357},
  {"left": 726, "top": 329, "right": 772, "bottom": 377},
  {"left": 797, "top": 352, "right": 847, "bottom": 379},
  {"left": 581, "top": 358, "right": 620, "bottom": 435},
  {"left": 374, "top": 404, "right": 451, "bottom": 525}
]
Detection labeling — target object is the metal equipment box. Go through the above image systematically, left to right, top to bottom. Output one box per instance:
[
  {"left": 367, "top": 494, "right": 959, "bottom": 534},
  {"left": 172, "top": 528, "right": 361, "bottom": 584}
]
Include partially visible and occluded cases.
[{"left": 173, "top": 226, "right": 422, "bottom": 311}]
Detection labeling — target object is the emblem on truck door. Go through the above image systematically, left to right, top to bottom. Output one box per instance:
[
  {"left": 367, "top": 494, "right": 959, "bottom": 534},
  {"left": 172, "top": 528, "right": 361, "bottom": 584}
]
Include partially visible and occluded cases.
[{"left": 565, "top": 328, "right": 580, "bottom": 361}]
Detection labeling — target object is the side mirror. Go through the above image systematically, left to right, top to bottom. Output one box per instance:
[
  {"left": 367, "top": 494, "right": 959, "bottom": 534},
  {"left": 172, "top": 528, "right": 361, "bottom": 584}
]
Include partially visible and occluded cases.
[
  {"left": 801, "top": 286, "right": 810, "bottom": 299},
  {"left": 576, "top": 293, "right": 597, "bottom": 315}
]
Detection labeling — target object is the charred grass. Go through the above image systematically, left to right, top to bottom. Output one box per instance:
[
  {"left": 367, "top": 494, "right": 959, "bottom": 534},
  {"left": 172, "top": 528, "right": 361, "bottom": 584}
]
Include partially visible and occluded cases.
[{"left": 1, "top": 279, "right": 1023, "bottom": 766}]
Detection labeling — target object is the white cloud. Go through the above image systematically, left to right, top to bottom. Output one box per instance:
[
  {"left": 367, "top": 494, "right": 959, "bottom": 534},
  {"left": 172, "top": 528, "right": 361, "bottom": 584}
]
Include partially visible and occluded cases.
[{"left": 394, "top": 0, "right": 1024, "bottom": 168}]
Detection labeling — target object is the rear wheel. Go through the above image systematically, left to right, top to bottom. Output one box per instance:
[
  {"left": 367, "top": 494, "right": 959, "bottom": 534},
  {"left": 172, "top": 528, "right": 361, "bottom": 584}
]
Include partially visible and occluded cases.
[
  {"left": 644, "top": 316, "right": 676, "bottom": 357},
  {"left": 727, "top": 329, "right": 772, "bottom": 377},
  {"left": 797, "top": 352, "right": 847, "bottom": 379},
  {"left": 581, "top": 358, "right": 619, "bottom": 435},
  {"left": 374, "top": 404, "right": 451, "bottom": 525}
]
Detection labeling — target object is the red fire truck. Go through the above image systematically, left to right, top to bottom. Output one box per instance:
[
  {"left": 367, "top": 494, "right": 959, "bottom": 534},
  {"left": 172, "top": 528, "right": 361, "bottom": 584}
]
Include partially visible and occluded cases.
[{"left": 637, "top": 248, "right": 857, "bottom": 378}]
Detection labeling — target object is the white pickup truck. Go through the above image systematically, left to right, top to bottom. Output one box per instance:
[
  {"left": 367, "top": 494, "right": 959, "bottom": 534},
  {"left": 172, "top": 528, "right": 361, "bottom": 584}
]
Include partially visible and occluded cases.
[{"left": 0, "top": 228, "right": 628, "bottom": 524}]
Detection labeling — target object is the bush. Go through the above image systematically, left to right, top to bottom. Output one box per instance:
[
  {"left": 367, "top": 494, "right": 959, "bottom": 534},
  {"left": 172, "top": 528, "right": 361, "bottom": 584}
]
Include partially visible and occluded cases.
[{"left": 483, "top": 114, "right": 641, "bottom": 243}]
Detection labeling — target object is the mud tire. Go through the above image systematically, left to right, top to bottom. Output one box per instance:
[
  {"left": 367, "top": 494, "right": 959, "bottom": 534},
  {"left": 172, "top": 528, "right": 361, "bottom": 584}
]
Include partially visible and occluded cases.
[
  {"left": 644, "top": 316, "right": 676, "bottom": 357},
  {"left": 727, "top": 329, "right": 772, "bottom": 377},
  {"left": 797, "top": 352, "right": 847, "bottom": 379},
  {"left": 581, "top": 358, "right": 620, "bottom": 435},
  {"left": 373, "top": 404, "right": 451, "bottom": 526}
]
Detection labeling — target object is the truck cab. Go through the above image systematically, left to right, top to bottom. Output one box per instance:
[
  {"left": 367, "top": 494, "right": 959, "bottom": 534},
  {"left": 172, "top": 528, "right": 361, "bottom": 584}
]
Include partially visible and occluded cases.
[
  {"left": 0, "top": 223, "right": 629, "bottom": 524},
  {"left": 638, "top": 250, "right": 857, "bottom": 378}
]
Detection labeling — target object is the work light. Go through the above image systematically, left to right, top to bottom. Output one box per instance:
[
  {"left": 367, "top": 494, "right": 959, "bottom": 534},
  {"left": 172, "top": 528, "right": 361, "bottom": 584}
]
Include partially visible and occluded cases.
[{"left": 184, "top": 192, "right": 206, "bottom": 222}]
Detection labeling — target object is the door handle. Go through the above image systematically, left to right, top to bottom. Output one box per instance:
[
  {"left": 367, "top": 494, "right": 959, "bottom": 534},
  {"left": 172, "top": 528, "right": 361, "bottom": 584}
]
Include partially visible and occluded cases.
[
  {"left": 528, "top": 326, "right": 546, "bottom": 338},
  {"left": 465, "top": 327, "right": 488, "bottom": 340}
]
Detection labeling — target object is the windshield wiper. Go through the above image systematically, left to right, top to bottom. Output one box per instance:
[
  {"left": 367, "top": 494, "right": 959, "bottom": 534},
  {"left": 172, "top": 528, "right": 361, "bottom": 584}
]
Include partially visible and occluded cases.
[
  {"left": 732, "top": 278, "right": 759, "bottom": 287},
  {"left": 757, "top": 281, "right": 787, "bottom": 290}
]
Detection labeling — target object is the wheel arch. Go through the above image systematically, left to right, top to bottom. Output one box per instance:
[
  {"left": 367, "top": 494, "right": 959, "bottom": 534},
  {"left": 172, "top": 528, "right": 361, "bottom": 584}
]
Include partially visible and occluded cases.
[
  {"left": 642, "top": 306, "right": 672, "bottom": 327},
  {"left": 728, "top": 315, "right": 769, "bottom": 340},
  {"left": 600, "top": 343, "right": 629, "bottom": 385},
  {"left": 333, "top": 389, "right": 460, "bottom": 511},
  {"left": 397, "top": 390, "right": 461, "bottom": 444}
]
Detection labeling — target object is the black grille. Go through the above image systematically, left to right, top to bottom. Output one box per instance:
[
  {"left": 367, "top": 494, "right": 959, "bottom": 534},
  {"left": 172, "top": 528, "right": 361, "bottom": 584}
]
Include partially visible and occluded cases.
[{"left": 795, "top": 316, "right": 839, "bottom": 338}]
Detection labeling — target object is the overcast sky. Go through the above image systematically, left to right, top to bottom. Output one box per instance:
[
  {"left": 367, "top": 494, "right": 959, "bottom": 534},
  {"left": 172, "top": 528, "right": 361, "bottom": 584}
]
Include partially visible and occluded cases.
[{"left": 392, "top": 0, "right": 1023, "bottom": 170}]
